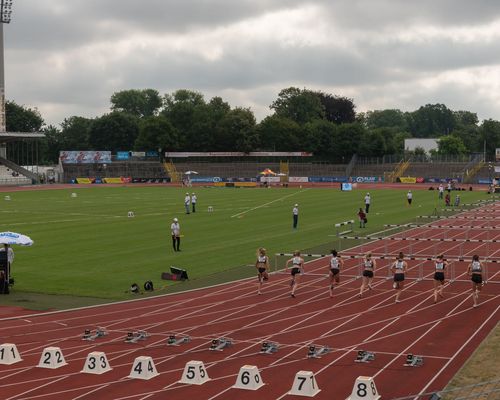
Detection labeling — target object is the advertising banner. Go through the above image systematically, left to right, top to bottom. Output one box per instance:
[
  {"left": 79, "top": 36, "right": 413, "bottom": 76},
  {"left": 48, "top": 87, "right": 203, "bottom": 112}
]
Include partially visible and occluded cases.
[
  {"left": 496, "top": 148, "right": 500, "bottom": 161},
  {"left": 60, "top": 151, "right": 111, "bottom": 164},
  {"left": 116, "top": 151, "right": 130, "bottom": 160},
  {"left": 131, "top": 151, "right": 145, "bottom": 157},
  {"left": 145, "top": 151, "right": 159, "bottom": 157},
  {"left": 165, "top": 151, "right": 312, "bottom": 157},
  {"left": 495, "top": 166, "right": 500, "bottom": 173},
  {"left": 260, "top": 176, "right": 281, "bottom": 183},
  {"left": 309, "top": 176, "right": 348, "bottom": 183},
  {"left": 351, "top": 176, "right": 381, "bottom": 183},
  {"left": 104, "top": 177, "right": 124, "bottom": 184},
  {"left": 191, "top": 177, "right": 221, "bottom": 183},
  {"left": 289, "top": 177, "right": 309, "bottom": 183},
  {"left": 398, "top": 177, "right": 417, "bottom": 184},
  {"left": 76, "top": 178, "right": 93, "bottom": 184}
]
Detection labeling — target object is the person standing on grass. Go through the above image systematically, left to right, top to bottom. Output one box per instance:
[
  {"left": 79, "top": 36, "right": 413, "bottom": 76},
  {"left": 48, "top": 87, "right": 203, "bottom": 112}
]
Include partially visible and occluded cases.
[
  {"left": 438, "top": 184, "right": 444, "bottom": 199},
  {"left": 406, "top": 190, "right": 413, "bottom": 206},
  {"left": 184, "top": 192, "right": 191, "bottom": 214},
  {"left": 191, "top": 192, "right": 197, "bottom": 213},
  {"left": 445, "top": 192, "right": 451, "bottom": 207},
  {"left": 364, "top": 193, "right": 371, "bottom": 213},
  {"left": 292, "top": 204, "right": 299, "bottom": 229},
  {"left": 358, "top": 208, "right": 367, "bottom": 228},
  {"left": 171, "top": 217, "right": 181, "bottom": 252},
  {"left": 255, "top": 247, "right": 270, "bottom": 295},
  {"left": 328, "top": 249, "right": 344, "bottom": 298},
  {"left": 286, "top": 250, "right": 304, "bottom": 298},
  {"left": 359, "top": 252, "right": 376, "bottom": 298},
  {"left": 391, "top": 252, "right": 407, "bottom": 303},
  {"left": 467, "top": 254, "right": 484, "bottom": 308},
  {"left": 433, "top": 255, "right": 448, "bottom": 303}
]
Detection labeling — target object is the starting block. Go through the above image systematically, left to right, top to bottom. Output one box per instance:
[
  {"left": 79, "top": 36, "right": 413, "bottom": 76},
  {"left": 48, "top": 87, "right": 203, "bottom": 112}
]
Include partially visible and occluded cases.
[
  {"left": 208, "top": 206, "right": 214, "bottom": 212},
  {"left": 127, "top": 211, "right": 135, "bottom": 218},
  {"left": 82, "top": 327, "right": 108, "bottom": 341},
  {"left": 125, "top": 331, "right": 149, "bottom": 344},
  {"left": 167, "top": 334, "right": 191, "bottom": 346},
  {"left": 209, "top": 337, "right": 232, "bottom": 351},
  {"left": 260, "top": 341, "right": 279, "bottom": 354},
  {"left": 307, "top": 344, "right": 331, "bottom": 359},
  {"left": 355, "top": 350, "right": 375, "bottom": 363},
  {"left": 404, "top": 354, "right": 424, "bottom": 367}
]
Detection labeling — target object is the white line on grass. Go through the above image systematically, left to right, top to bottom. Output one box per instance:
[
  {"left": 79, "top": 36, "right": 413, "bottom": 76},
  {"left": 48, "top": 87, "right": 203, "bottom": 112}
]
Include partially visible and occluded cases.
[{"left": 230, "top": 189, "right": 308, "bottom": 218}]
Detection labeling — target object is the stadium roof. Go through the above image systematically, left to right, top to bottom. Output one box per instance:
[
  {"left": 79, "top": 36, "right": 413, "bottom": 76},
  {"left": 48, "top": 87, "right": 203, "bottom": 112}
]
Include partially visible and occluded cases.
[{"left": 0, "top": 132, "right": 45, "bottom": 143}]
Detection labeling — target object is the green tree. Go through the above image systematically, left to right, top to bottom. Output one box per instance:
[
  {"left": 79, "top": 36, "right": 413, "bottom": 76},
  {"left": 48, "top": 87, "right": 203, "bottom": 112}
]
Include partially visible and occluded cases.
[
  {"left": 270, "top": 87, "right": 325, "bottom": 125},
  {"left": 110, "top": 89, "right": 162, "bottom": 118},
  {"left": 314, "top": 92, "right": 355, "bottom": 124},
  {"left": 6, "top": 100, "right": 44, "bottom": 132},
  {"left": 408, "top": 104, "right": 456, "bottom": 138},
  {"left": 214, "top": 107, "right": 257, "bottom": 152},
  {"left": 365, "top": 109, "right": 408, "bottom": 131},
  {"left": 88, "top": 112, "right": 139, "bottom": 151},
  {"left": 256, "top": 115, "right": 302, "bottom": 151},
  {"left": 58, "top": 116, "right": 93, "bottom": 150},
  {"left": 135, "top": 116, "right": 178, "bottom": 151},
  {"left": 302, "top": 119, "right": 337, "bottom": 157},
  {"left": 479, "top": 119, "right": 500, "bottom": 160},
  {"left": 335, "top": 123, "right": 366, "bottom": 162},
  {"left": 437, "top": 135, "right": 467, "bottom": 155}
]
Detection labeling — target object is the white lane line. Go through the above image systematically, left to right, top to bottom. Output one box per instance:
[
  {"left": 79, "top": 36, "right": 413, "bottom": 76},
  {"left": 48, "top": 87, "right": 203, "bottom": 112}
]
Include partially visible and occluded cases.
[{"left": 230, "top": 190, "right": 307, "bottom": 218}]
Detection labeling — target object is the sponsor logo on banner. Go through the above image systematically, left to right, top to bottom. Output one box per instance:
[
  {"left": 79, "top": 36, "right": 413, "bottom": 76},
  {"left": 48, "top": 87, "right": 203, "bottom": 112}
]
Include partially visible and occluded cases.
[
  {"left": 60, "top": 151, "right": 111, "bottom": 164},
  {"left": 116, "top": 151, "right": 130, "bottom": 160},
  {"left": 131, "top": 151, "right": 146, "bottom": 157},
  {"left": 145, "top": 151, "right": 159, "bottom": 157},
  {"left": 164, "top": 151, "right": 312, "bottom": 157},
  {"left": 495, "top": 166, "right": 500, "bottom": 173},
  {"left": 260, "top": 176, "right": 281, "bottom": 183},
  {"left": 289, "top": 176, "right": 309, "bottom": 183},
  {"left": 309, "top": 176, "right": 348, "bottom": 183},
  {"left": 353, "top": 176, "right": 379, "bottom": 183},
  {"left": 104, "top": 177, "right": 124, "bottom": 184},
  {"left": 191, "top": 177, "right": 219, "bottom": 183},
  {"left": 212, "top": 177, "right": 222, "bottom": 183},
  {"left": 399, "top": 177, "right": 417, "bottom": 184},
  {"left": 416, "top": 177, "right": 425, "bottom": 183},
  {"left": 76, "top": 178, "right": 94, "bottom": 184},
  {"left": 478, "top": 179, "right": 493, "bottom": 184}
]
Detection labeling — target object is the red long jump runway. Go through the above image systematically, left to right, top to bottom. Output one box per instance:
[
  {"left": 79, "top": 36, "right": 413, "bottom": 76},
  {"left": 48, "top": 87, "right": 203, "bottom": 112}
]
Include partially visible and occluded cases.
[{"left": 1, "top": 213, "right": 499, "bottom": 399}]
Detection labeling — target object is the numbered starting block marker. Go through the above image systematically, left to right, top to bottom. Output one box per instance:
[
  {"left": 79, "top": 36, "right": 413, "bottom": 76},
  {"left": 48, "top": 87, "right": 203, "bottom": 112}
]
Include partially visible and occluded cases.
[
  {"left": 71, "top": 193, "right": 77, "bottom": 198},
  {"left": 82, "top": 327, "right": 108, "bottom": 341},
  {"left": 125, "top": 331, "right": 149, "bottom": 343},
  {"left": 167, "top": 334, "right": 191, "bottom": 346},
  {"left": 209, "top": 337, "right": 232, "bottom": 351},
  {"left": 260, "top": 341, "right": 279, "bottom": 354},
  {"left": 0, "top": 343, "right": 22, "bottom": 365},
  {"left": 307, "top": 344, "right": 331, "bottom": 359},
  {"left": 38, "top": 347, "right": 67, "bottom": 369},
  {"left": 355, "top": 350, "right": 375, "bottom": 363},
  {"left": 82, "top": 351, "right": 112, "bottom": 374},
  {"left": 404, "top": 354, "right": 424, "bottom": 367},
  {"left": 128, "top": 356, "right": 159, "bottom": 380},
  {"left": 179, "top": 360, "right": 210, "bottom": 385},
  {"left": 233, "top": 365, "right": 265, "bottom": 390},
  {"left": 289, "top": 370, "right": 321, "bottom": 397},
  {"left": 347, "top": 376, "right": 380, "bottom": 400}
]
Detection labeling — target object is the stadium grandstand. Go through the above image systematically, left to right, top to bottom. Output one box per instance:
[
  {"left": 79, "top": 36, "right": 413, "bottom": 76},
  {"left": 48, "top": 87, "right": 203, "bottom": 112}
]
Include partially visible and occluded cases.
[{"left": 0, "top": 132, "right": 45, "bottom": 185}]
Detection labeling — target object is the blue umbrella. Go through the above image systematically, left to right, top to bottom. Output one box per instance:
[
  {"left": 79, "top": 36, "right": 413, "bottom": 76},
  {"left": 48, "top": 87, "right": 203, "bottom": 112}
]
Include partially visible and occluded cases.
[{"left": 0, "top": 232, "right": 34, "bottom": 246}]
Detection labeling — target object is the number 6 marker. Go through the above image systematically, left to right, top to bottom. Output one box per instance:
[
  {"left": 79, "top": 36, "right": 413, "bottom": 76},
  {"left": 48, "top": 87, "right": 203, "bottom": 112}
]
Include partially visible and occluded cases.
[{"left": 232, "top": 365, "right": 265, "bottom": 390}]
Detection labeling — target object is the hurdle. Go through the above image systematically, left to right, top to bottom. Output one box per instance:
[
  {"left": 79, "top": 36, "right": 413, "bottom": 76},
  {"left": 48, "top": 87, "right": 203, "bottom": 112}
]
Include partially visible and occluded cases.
[
  {"left": 335, "top": 219, "right": 354, "bottom": 236},
  {"left": 273, "top": 252, "right": 329, "bottom": 272}
]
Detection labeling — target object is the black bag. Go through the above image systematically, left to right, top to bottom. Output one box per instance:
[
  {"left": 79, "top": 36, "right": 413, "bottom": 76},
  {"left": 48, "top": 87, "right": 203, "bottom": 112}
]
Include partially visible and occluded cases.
[
  {"left": 363, "top": 217, "right": 368, "bottom": 223},
  {"left": 144, "top": 280, "right": 154, "bottom": 291},
  {"left": 130, "top": 283, "right": 139, "bottom": 294}
]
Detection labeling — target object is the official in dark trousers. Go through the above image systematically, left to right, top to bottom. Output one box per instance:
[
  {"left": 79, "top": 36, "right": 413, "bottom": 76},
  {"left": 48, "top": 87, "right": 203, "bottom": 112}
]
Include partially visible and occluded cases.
[
  {"left": 191, "top": 193, "right": 197, "bottom": 213},
  {"left": 292, "top": 204, "right": 299, "bottom": 229},
  {"left": 171, "top": 217, "right": 181, "bottom": 251}
]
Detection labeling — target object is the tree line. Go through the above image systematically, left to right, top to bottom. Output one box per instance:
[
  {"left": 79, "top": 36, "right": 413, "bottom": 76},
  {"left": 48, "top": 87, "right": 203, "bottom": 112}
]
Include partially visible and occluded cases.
[{"left": 6, "top": 87, "right": 500, "bottom": 164}]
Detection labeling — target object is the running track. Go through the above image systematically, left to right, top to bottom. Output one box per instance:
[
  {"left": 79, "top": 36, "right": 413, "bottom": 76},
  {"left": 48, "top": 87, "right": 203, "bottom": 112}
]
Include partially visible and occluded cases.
[{"left": 0, "top": 204, "right": 499, "bottom": 399}]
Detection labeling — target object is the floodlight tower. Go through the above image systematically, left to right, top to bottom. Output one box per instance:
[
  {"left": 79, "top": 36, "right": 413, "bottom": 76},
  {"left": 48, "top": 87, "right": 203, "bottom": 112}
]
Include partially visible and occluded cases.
[{"left": 0, "top": 0, "right": 13, "bottom": 133}]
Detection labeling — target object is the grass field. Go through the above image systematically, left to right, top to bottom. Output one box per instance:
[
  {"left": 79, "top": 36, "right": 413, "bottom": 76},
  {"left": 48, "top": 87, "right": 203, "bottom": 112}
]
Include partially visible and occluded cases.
[{"left": 0, "top": 185, "right": 488, "bottom": 304}]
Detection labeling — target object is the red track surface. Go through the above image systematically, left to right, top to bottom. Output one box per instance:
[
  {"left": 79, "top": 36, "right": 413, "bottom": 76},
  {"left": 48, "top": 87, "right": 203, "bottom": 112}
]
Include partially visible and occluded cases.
[{"left": 1, "top": 205, "right": 499, "bottom": 400}]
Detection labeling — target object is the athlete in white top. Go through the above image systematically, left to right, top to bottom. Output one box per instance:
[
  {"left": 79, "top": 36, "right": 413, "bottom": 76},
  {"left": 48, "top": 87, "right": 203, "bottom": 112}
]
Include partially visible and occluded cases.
[
  {"left": 406, "top": 191, "right": 413, "bottom": 206},
  {"left": 255, "top": 247, "right": 270, "bottom": 295},
  {"left": 328, "top": 249, "right": 344, "bottom": 298},
  {"left": 286, "top": 250, "right": 304, "bottom": 298},
  {"left": 391, "top": 252, "right": 407, "bottom": 303},
  {"left": 359, "top": 253, "right": 377, "bottom": 298},
  {"left": 467, "top": 254, "right": 483, "bottom": 307},
  {"left": 433, "top": 255, "right": 448, "bottom": 304}
]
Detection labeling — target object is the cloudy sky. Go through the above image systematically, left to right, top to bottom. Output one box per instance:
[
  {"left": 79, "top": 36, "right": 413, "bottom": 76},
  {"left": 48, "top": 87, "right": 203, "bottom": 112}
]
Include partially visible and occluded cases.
[{"left": 5, "top": 0, "right": 500, "bottom": 126}]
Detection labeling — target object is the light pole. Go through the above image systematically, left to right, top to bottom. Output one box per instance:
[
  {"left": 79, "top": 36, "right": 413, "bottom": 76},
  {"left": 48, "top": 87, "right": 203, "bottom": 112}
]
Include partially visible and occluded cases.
[{"left": 0, "top": 0, "right": 13, "bottom": 133}]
